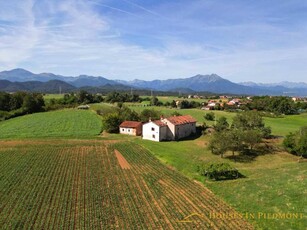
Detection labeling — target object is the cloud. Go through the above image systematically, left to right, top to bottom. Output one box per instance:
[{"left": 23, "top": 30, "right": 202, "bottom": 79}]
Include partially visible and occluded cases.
[
  {"left": 0, "top": 0, "right": 307, "bottom": 82},
  {"left": 0, "top": 0, "right": 40, "bottom": 68}
]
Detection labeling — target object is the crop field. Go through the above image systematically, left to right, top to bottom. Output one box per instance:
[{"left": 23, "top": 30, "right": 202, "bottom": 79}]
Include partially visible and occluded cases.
[
  {"left": 0, "top": 110, "right": 102, "bottom": 139},
  {"left": 0, "top": 140, "right": 253, "bottom": 229}
]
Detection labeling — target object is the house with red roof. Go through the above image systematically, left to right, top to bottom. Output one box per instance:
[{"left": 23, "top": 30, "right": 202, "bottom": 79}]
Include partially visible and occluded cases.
[
  {"left": 142, "top": 115, "right": 196, "bottom": 142},
  {"left": 119, "top": 121, "right": 142, "bottom": 136}
]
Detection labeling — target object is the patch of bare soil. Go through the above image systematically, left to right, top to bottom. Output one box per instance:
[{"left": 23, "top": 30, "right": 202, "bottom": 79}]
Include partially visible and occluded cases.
[{"left": 114, "top": 149, "right": 131, "bottom": 169}]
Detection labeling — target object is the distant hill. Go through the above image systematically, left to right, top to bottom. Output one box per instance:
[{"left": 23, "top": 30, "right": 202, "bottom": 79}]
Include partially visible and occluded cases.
[
  {"left": 0, "top": 68, "right": 120, "bottom": 88},
  {"left": 1, "top": 68, "right": 307, "bottom": 96},
  {"left": 117, "top": 74, "right": 274, "bottom": 95},
  {"left": 0, "top": 79, "right": 76, "bottom": 93},
  {"left": 240, "top": 81, "right": 307, "bottom": 89},
  {"left": 240, "top": 81, "right": 307, "bottom": 96}
]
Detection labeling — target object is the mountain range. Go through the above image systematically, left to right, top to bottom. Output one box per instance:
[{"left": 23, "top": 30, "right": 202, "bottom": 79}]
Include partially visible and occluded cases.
[{"left": 0, "top": 68, "right": 306, "bottom": 96}]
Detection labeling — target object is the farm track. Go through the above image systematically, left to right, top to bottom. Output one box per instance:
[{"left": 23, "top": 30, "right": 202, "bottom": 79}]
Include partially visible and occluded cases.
[{"left": 0, "top": 140, "right": 254, "bottom": 229}]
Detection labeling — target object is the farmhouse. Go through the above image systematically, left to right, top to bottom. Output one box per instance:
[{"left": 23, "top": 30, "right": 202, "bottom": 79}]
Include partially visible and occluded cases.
[
  {"left": 142, "top": 115, "right": 196, "bottom": 142},
  {"left": 142, "top": 120, "right": 168, "bottom": 142},
  {"left": 119, "top": 121, "right": 142, "bottom": 136}
]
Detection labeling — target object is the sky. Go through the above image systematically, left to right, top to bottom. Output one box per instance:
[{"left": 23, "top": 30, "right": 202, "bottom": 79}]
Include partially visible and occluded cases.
[{"left": 0, "top": 0, "right": 307, "bottom": 83}]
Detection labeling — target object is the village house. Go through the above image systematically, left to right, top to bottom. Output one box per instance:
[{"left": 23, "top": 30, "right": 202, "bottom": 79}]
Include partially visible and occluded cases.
[
  {"left": 142, "top": 115, "right": 197, "bottom": 142},
  {"left": 142, "top": 120, "right": 168, "bottom": 142},
  {"left": 119, "top": 121, "right": 142, "bottom": 136}
]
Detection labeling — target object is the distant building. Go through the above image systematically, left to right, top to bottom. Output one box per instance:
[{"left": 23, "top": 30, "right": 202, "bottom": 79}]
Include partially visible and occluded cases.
[
  {"left": 292, "top": 97, "right": 301, "bottom": 102},
  {"left": 77, "top": 105, "right": 90, "bottom": 110},
  {"left": 142, "top": 115, "right": 196, "bottom": 142},
  {"left": 119, "top": 121, "right": 142, "bottom": 136}
]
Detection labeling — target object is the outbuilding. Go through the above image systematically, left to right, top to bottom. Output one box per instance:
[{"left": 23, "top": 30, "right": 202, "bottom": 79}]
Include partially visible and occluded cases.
[{"left": 119, "top": 121, "right": 142, "bottom": 136}]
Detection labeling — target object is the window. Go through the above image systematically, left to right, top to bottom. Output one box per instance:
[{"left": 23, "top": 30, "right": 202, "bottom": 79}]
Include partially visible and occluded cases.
[
  {"left": 151, "top": 127, "right": 155, "bottom": 131},
  {"left": 122, "top": 129, "right": 124, "bottom": 131},
  {"left": 128, "top": 129, "right": 130, "bottom": 132},
  {"left": 152, "top": 134, "right": 155, "bottom": 139}
]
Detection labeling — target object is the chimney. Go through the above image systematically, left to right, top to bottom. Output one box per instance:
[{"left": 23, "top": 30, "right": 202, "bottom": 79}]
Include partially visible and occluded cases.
[
  {"left": 160, "top": 115, "right": 164, "bottom": 121},
  {"left": 149, "top": 117, "right": 151, "bottom": 122}
]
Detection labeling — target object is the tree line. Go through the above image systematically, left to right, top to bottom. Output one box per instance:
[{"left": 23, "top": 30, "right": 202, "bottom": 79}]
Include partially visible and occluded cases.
[
  {"left": 0, "top": 90, "right": 104, "bottom": 121},
  {"left": 0, "top": 92, "right": 45, "bottom": 120},
  {"left": 245, "top": 96, "right": 306, "bottom": 115},
  {"left": 208, "top": 111, "right": 271, "bottom": 158}
]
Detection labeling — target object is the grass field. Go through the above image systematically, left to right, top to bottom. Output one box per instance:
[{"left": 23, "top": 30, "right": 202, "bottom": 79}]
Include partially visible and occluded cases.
[
  {"left": 43, "top": 94, "right": 64, "bottom": 101},
  {"left": 0, "top": 101, "right": 306, "bottom": 229},
  {"left": 127, "top": 103, "right": 307, "bottom": 136},
  {"left": 0, "top": 109, "right": 102, "bottom": 139},
  {"left": 133, "top": 136, "right": 307, "bottom": 230},
  {"left": 0, "top": 140, "right": 253, "bottom": 229}
]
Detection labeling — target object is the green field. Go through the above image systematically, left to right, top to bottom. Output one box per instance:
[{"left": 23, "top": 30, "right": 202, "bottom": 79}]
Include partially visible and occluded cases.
[
  {"left": 43, "top": 94, "right": 64, "bottom": 101},
  {"left": 155, "top": 96, "right": 210, "bottom": 103},
  {"left": 0, "top": 103, "right": 306, "bottom": 229},
  {"left": 127, "top": 103, "right": 307, "bottom": 136},
  {"left": 0, "top": 109, "right": 102, "bottom": 139},
  {"left": 264, "top": 113, "right": 307, "bottom": 136},
  {"left": 133, "top": 136, "right": 307, "bottom": 230},
  {"left": 0, "top": 140, "right": 252, "bottom": 229}
]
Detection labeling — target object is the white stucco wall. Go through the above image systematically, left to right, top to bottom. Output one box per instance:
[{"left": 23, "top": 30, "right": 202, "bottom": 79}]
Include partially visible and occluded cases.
[
  {"left": 142, "top": 122, "right": 167, "bottom": 141},
  {"left": 120, "top": 127, "right": 137, "bottom": 136}
]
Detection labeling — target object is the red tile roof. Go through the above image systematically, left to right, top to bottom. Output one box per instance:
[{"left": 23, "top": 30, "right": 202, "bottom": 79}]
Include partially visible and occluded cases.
[
  {"left": 165, "top": 115, "right": 197, "bottom": 125},
  {"left": 152, "top": 120, "right": 167, "bottom": 127},
  {"left": 120, "top": 121, "right": 142, "bottom": 128}
]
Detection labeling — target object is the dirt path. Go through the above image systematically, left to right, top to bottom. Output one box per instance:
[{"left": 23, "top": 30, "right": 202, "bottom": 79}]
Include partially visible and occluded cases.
[{"left": 114, "top": 149, "right": 131, "bottom": 169}]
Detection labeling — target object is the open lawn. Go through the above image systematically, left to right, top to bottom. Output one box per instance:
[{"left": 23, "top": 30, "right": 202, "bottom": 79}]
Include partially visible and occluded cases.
[
  {"left": 43, "top": 94, "right": 64, "bottom": 101},
  {"left": 155, "top": 96, "right": 209, "bottom": 103},
  {"left": 1, "top": 101, "right": 305, "bottom": 229},
  {"left": 89, "top": 102, "right": 117, "bottom": 113},
  {"left": 127, "top": 103, "right": 307, "bottom": 136},
  {"left": 128, "top": 104, "right": 236, "bottom": 124},
  {"left": 0, "top": 109, "right": 102, "bottom": 139},
  {"left": 264, "top": 113, "right": 307, "bottom": 136},
  {"left": 132, "top": 135, "right": 307, "bottom": 230},
  {"left": 133, "top": 136, "right": 307, "bottom": 229},
  {"left": 0, "top": 140, "right": 252, "bottom": 229}
]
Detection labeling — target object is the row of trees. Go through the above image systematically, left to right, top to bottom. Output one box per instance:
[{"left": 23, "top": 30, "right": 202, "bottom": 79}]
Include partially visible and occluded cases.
[
  {"left": 0, "top": 90, "right": 104, "bottom": 120},
  {"left": 47, "top": 91, "right": 103, "bottom": 109},
  {"left": 0, "top": 92, "right": 45, "bottom": 120},
  {"left": 104, "top": 92, "right": 141, "bottom": 103},
  {"left": 245, "top": 96, "right": 306, "bottom": 115},
  {"left": 101, "top": 106, "right": 163, "bottom": 133},
  {"left": 208, "top": 111, "right": 271, "bottom": 157}
]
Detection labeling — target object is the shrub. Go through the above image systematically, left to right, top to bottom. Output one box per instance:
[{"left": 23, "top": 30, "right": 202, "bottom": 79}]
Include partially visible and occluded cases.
[
  {"left": 204, "top": 112, "right": 215, "bottom": 121},
  {"left": 197, "top": 163, "right": 240, "bottom": 180}
]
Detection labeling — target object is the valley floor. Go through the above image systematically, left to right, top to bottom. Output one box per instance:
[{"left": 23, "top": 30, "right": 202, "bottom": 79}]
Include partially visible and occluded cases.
[{"left": 0, "top": 140, "right": 253, "bottom": 230}]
